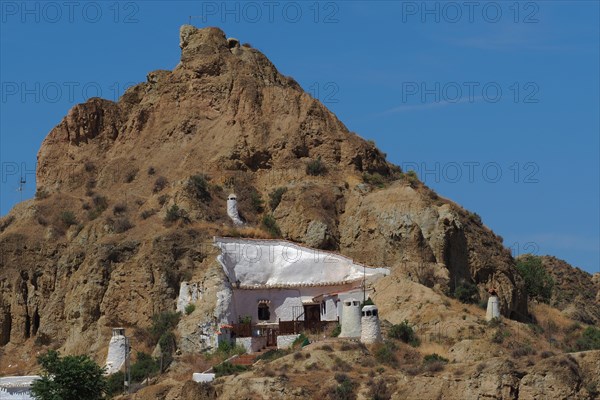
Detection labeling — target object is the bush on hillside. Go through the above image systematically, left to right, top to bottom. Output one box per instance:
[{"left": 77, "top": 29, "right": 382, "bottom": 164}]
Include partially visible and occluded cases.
[{"left": 516, "top": 254, "right": 554, "bottom": 303}]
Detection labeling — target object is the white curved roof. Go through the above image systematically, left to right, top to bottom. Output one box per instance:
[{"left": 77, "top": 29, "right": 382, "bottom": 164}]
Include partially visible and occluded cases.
[{"left": 214, "top": 236, "right": 389, "bottom": 289}]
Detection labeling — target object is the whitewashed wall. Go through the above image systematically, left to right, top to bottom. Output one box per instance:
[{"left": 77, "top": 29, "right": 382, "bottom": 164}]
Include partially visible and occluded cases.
[
  {"left": 176, "top": 282, "right": 201, "bottom": 313},
  {"left": 228, "top": 286, "right": 361, "bottom": 324},
  {"left": 105, "top": 334, "right": 127, "bottom": 375},
  {"left": 277, "top": 334, "right": 300, "bottom": 349},
  {"left": 236, "top": 336, "right": 267, "bottom": 353},
  {"left": 0, "top": 376, "right": 39, "bottom": 400},
  {"left": 0, "top": 388, "right": 34, "bottom": 400}
]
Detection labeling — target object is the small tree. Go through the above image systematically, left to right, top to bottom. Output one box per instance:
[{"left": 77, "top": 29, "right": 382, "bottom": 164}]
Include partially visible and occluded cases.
[
  {"left": 188, "top": 174, "right": 211, "bottom": 202},
  {"left": 268, "top": 187, "right": 287, "bottom": 211},
  {"left": 250, "top": 190, "right": 264, "bottom": 212},
  {"left": 60, "top": 211, "right": 77, "bottom": 227},
  {"left": 262, "top": 214, "right": 281, "bottom": 237},
  {"left": 516, "top": 254, "right": 554, "bottom": 303},
  {"left": 454, "top": 281, "right": 479, "bottom": 304},
  {"left": 388, "top": 320, "right": 420, "bottom": 347},
  {"left": 575, "top": 326, "right": 600, "bottom": 351},
  {"left": 31, "top": 350, "right": 106, "bottom": 400}
]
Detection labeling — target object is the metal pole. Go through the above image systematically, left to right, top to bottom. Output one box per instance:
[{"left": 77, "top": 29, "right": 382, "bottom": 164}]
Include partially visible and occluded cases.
[
  {"left": 363, "top": 265, "right": 366, "bottom": 303},
  {"left": 124, "top": 336, "right": 131, "bottom": 394}
]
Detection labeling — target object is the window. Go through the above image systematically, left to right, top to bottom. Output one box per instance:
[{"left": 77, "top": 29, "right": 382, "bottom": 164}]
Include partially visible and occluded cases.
[
  {"left": 321, "top": 301, "right": 326, "bottom": 315},
  {"left": 258, "top": 304, "right": 270, "bottom": 321}
]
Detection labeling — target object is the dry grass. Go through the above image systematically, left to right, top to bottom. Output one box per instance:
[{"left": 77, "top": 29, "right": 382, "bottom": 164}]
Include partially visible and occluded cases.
[
  {"left": 224, "top": 226, "right": 271, "bottom": 239},
  {"left": 530, "top": 303, "right": 575, "bottom": 333},
  {"left": 417, "top": 342, "right": 449, "bottom": 359}
]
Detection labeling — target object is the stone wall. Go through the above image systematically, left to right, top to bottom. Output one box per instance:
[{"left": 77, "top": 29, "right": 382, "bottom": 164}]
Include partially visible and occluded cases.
[
  {"left": 277, "top": 334, "right": 300, "bottom": 349},
  {"left": 236, "top": 336, "right": 267, "bottom": 353},
  {"left": 192, "top": 373, "right": 215, "bottom": 383}
]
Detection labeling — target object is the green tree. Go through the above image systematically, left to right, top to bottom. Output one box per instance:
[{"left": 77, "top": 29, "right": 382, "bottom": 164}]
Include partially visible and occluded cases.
[
  {"left": 516, "top": 254, "right": 554, "bottom": 303},
  {"left": 453, "top": 281, "right": 479, "bottom": 304},
  {"left": 31, "top": 350, "right": 106, "bottom": 400}
]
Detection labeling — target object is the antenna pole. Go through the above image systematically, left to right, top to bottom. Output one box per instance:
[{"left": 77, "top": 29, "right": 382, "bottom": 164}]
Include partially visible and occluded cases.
[
  {"left": 17, "top": 176, "right": 26, "bottom": 202},
  {"left": 363, "top": 265, "right": 366, "bottom": 303}
]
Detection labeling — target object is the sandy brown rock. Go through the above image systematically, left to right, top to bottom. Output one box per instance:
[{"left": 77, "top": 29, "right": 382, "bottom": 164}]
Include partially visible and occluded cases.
[
  {"left": 8, "top": 29, "right": 600, "bottom": 399},
  {"left": 537, "top": 255, "right": 600, "bottom": 325}
]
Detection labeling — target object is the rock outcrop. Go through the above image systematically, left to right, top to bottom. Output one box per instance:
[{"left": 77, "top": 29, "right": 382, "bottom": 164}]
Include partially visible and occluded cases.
[{"left": 0, "top": 25, "right": 542, "bottom": 374}]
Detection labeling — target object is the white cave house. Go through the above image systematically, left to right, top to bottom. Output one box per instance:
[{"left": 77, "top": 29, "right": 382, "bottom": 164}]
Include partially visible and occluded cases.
[{"left": 211, "top": 236, "right": 389, "bottom": 350}]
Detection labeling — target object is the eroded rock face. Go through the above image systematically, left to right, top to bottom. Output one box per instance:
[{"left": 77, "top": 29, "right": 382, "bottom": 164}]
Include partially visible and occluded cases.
[{"left": 1, "top": 25, "right": 530, "bottom": 366}]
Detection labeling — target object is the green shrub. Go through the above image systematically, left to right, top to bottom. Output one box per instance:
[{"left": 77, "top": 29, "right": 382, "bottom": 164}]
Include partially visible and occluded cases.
[
  {"left": 306, "top": 156, "right": 327, "bottom": 176},
  {"left": 125, "top": 170, "right": 137, "bottom": 183},
  {"left": 405, "top": 170, "right": 418, "bottom": 184},
  {"left": 362, "top": 172, "right": 386, "bottom": 188},
  {"left": 189, "top": 174, "right": 211, "bottom": 202},
  {"left": 153, "top": 176, "right": 168, "bottom": 193},
  {"left": 268, "top": 187, "right": 287, "bottom": 211},
  {"left": 250, "top": 190, "right": 264, "bottom": 212},
  {"left": 87, "top": 195, "right": 108, "bottom": 220},
  {"left": 113, "top": 203, "right": 127, "bottom": 215},
  {"left": 165, "top": 204, "right": 185, "bottom": 222},
  {"left": 140, "top": 209, "right": 157, "bottom": 219},
  {"left": 60, "top": 211, "right": 77, "bottom": 227},
  {"left": 262, "top": 214, "right": 281, "bottom": 237},
  {"left": 110, "top": 217, "right": 133, "bottom": 233},
  {"left": 516, "top": 255, "right": 554, "bottom": 303},
  {"left": 453, "top": 281, "right": 479, "bottom": 304},
  {"left": 184, "top": 303, "right": 196, "bottom": 315},
  {"left": 149, "top": 311, "right": 181, "bottom": 344},
  {"left": 388, "top": 320, "right": 420, "bottom": 347},
  {"left": 331, "top": 323, "right": 341, "bottom": 337},
  {"left": 575, "top": 326, "right": 600, "bottom": 351},
  {"left": 491, "top": 328, "right": 510, "bottom": 344},
  {"left": 159, "top": 331, "right": 176, "bottom": 355},
  {"left": 293, "top": 333, "right": 309, "bottom": 348},
  {"left": 215, "top": 341, "right": 246, "bottom": 359},
  {"left": 374, "top": 341, "right": 397, "bottom": 366},
  {"left": 512, "top": 345, "right": 536, "bottom": 358},
  {"left": 255, "top": 349, "right": 289, "bottom": 362},
  {"left": 32, "top": 350, "right": 107, "bottom": 400},
  {"left": 130, "top": 352, "right": 159, "bottom": 383},
  {"left": 423, "top": 353, "right": 448, "bottom": 363},
  {"left": 213, "top": 362, "right": 248, "bottom": 377},
  {"left": 105, "top": 371, "right": 124, "bottom": 396},
  {"left": 328, "top": 373, "right": 356, "bottom": 400},
  {"left": 368, "top": 378, "right": 392, "bottom": 400}
]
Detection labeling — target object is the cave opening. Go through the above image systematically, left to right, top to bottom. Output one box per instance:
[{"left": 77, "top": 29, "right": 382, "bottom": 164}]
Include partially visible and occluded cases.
[
  {"left": 32, "top": 309, "right": 40, "bottom": 336},
  {"left": 0, "top": 312, "right": 11, "bottom": 345},
  {"left": 25, "top": 314, "right": 31, "bottom": 339}
]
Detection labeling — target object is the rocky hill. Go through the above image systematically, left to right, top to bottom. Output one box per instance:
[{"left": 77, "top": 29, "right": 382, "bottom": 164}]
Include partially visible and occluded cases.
[
  {"left": 0, "top": 26, "right": 598, "bottom": 399},
  {"left": 537, "top": 256, "right": 600, "bottom": 325}
]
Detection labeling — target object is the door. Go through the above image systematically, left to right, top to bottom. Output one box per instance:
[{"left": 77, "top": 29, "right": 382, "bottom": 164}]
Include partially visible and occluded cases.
[
  {"left": 303, "top": 304, "right": 321, "bottom": 331},
  {"left": 266, "top": 328, "right": 278, "bottom": 347}
]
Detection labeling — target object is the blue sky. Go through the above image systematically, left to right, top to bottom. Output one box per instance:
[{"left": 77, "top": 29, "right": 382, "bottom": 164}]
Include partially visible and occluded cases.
[{"left": 0, "top": 1, "right": 598, "bottom": 274}]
